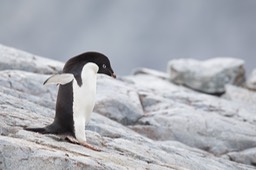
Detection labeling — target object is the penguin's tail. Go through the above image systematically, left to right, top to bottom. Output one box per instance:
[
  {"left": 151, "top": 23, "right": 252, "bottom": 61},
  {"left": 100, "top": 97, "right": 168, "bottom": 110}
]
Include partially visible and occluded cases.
[
  {"left": 24, "top": 123, "right": 64, "bottom": 135},
  {"left": 24, "top": 127, "right": 49, "bottom": 134}
]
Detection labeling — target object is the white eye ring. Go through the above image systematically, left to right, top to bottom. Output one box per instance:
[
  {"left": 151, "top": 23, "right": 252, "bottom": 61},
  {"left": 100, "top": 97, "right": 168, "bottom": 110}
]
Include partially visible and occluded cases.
[{"left": 103, "top": 64, "right": 106, "bottom": 69}]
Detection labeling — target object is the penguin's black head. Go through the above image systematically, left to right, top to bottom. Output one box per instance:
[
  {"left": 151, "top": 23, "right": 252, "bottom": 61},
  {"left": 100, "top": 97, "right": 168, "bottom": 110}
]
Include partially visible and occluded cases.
[
  {"left": 63, "top": 52, "right": 116, "bottom": 85},
  {"left": 93, "top": 53, "right": 116, "bottom": 78}
]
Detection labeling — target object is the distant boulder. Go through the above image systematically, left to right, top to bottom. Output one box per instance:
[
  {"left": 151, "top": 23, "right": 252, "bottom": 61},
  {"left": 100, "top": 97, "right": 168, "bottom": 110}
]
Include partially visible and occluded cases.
[
  {"left": 168, "top": 58, "right": 245, "bottom": 94},
  {"left": 246, "top": 69, "right": 256, "bottom": 90}
]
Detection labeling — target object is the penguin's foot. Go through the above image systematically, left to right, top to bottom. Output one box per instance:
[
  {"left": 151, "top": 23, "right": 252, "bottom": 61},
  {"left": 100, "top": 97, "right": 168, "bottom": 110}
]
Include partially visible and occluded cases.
[{"left": 65, "top": 136, "right": 101, "bottom": 152}]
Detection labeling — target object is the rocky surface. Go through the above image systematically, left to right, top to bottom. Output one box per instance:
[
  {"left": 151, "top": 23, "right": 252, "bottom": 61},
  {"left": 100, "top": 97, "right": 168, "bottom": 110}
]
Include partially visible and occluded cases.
[
  {"left": 0, "top": 44, "right": 256, "bottom": 170},
  {"left": 0, "top": 44, "right": 63, "bottom": 74},
  {"left": 168, "top": 58, "right": 245, "bottom": 94},
  {"left": 247, "top": 69, "right": 256, "bottom": 90}
]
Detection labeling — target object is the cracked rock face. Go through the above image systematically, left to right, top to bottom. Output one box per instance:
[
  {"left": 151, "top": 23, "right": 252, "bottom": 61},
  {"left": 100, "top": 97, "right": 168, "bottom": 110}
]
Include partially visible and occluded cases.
[{"left": 0, "top": 44, "right": 256, "bottom": 170}]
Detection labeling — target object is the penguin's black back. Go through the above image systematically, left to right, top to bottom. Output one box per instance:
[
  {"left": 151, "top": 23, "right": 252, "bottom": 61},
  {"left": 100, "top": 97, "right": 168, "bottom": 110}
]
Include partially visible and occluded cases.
[{"left": 48, "top": 82, "right": 75, "bottom": 135}]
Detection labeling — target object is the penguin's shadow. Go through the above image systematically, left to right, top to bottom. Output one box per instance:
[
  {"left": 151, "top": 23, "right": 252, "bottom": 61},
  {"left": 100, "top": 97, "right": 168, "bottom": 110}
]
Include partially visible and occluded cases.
[{"left": 45, "top": 134, "right": 66, "bottom": 142}]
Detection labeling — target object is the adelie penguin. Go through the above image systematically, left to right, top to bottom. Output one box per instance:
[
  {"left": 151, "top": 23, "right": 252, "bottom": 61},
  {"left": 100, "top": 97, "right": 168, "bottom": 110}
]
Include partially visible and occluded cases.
[{"left": 25, "top": 52, "right": 116, "bottom": 151}]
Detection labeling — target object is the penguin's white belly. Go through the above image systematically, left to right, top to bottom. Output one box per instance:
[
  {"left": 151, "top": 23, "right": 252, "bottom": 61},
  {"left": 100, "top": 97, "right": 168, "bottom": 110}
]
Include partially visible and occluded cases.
[
  {"left": 72, "top": 74, "right": 97, "bottom": 142},
  {"left": 73, "top": 82, "right": 96, "bottom": 123}
]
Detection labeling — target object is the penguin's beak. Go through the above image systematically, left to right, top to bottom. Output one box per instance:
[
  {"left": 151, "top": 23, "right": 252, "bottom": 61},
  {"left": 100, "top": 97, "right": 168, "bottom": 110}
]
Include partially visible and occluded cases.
[
  {"left": 106, "top": 68, "right": 116, "bottom": 78},
  {"left": 112, "top": 73, "right": 116, "bottom": 79}
]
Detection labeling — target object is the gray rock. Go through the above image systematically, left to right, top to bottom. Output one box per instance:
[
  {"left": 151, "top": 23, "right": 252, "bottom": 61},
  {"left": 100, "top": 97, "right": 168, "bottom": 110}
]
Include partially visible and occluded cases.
[
  {"left": 0, "top": 44, "right": 63, "bottom": 74},
  {"left": 0, "top": 46, "right": 256, "bottom": 169},
  {"left": 167, "top": 58, "right": 245, "bottom": 94},
  {"left": 132, "top": 67, "right": 169, "bottom": 80},
  {"left": 0, "top": 69, "right": 57, "bottom": 110},
  {"left": 246, "top": 69, "right": 256, "bottom": 90},
  {"left": 126, "top": 71, "right": 256, "bottom": 167},
  {"left": 94, "top": 75, "right": 144, "bottom": 125},
  {"left": 223, "top": 84, "right": 256, "bottom": 112},
  {"left": 1, "top": 93, "right": 253, "bottom": 170},
  {"left": 132, "top": 106, "right": 256, "bottom": 156},
  {"left": 228, "top": 148, "right": 256, "bottom": 166}
]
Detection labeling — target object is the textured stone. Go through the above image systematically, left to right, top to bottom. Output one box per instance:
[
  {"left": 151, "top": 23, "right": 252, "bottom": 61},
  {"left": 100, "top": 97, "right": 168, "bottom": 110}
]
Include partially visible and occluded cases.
[
  {"left": 0, "top": 44, "right": 63, "bottom": 74},
  {"left": 0, "top": 45, "right": 255, "bottom": 169},
  {"left": 168, "top": 58, "right": 245, "bottom": 94},
  {"left": 132, "top": 67, "right": 169, "bottom": 80},
  {"left": 246, "top": 69, "right": 256, "bottom": 90},
  {"left": 0, "top": 70, "right": 57, "bottom": 110},
  {"left": 94, "top": 75, "right": 144, "bottom": 125},
  {"left": 223, "top": 84, "right": 256, "bottom": 112},
  {"left": 228, "top": 148, "right": 256, "bottom": 166}
]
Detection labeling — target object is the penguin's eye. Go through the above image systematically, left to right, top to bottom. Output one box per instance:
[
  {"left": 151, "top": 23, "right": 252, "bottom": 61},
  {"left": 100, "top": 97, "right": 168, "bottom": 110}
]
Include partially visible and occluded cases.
[{"left": 102, "top": 64, "right": 107, "bottom": 69}]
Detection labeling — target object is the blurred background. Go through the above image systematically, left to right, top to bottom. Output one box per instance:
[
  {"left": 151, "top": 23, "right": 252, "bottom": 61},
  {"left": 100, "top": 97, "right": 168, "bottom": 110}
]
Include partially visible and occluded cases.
[{"left": 1, "top": 0, "right": 256, "bottom": 75}]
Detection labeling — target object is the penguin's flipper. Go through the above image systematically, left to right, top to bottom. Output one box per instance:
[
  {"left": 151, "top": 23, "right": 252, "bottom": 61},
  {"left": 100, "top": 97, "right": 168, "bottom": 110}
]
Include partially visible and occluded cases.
[{"left": 43, "top": 74, "right": 74, "bottom": 85}]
